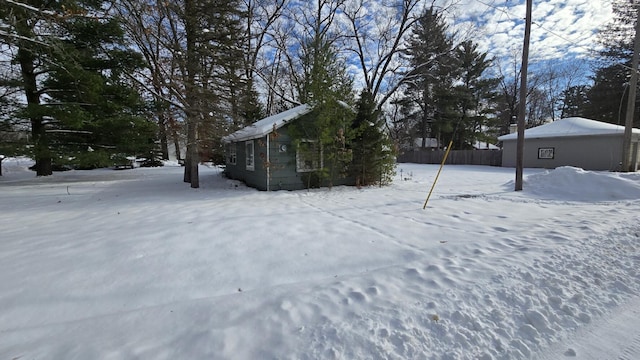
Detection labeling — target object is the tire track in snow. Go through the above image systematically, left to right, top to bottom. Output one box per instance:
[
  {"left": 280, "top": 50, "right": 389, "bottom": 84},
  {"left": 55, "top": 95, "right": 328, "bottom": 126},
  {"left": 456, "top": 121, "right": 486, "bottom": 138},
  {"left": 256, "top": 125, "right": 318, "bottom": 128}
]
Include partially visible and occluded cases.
[
  {"left": 296, "top": 193, "right": 427, "bottom": 257},
  {"left": 297, "top": 194, "right": 396, "bottom": 241},
  {"left": 534, "top": 296, "right": 640, "bottom": 360},
  {"left": 619, "top": 332, "right": 640, "bottom": 360}
]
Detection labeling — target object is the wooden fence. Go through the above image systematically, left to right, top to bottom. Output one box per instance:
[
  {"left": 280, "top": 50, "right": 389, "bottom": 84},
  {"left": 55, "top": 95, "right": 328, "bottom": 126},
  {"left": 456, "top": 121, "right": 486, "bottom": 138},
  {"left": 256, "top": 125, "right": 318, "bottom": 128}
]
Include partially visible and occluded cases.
[{"left": 397, "top": 149, "right": 503, "bottom": 166}]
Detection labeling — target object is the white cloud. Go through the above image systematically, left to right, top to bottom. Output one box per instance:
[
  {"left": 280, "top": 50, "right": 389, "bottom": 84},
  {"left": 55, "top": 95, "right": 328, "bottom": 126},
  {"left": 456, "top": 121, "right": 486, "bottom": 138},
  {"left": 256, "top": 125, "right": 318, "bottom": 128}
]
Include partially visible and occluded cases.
[{"left": 447, "top": 0, "right": 615, "bottom": 65}]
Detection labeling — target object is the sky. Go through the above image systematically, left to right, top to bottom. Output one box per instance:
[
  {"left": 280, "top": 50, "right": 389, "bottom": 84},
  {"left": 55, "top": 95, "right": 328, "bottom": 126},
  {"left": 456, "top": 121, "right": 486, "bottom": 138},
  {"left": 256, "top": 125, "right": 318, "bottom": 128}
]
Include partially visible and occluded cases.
[
  {"left": 444, "top": 0, "right": 615, "bottom": 76},
  {"left": 1, "top": 159, "right": 640, "bottom": 358}
]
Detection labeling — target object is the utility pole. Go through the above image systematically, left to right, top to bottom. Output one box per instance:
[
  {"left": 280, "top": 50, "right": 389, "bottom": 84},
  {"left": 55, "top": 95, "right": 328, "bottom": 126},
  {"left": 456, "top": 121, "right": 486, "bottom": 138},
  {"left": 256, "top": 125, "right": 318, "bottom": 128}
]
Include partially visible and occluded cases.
[
  {"left": 515, "top": 0, "right": 532, "bottom": 191},
  {"left": 622, "top": 4, "right": 640, "bottom": 172}
]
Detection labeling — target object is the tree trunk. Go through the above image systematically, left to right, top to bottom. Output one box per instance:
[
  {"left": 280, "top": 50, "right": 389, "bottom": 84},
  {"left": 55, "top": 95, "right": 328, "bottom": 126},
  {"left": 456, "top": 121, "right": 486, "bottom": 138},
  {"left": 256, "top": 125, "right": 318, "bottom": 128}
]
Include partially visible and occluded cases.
[
  {"left": 183, "top": 0, "right": 199, "bottom": 188},
  {"left": 17, "top": 43, "right": 51, "bottom": 176},
  {"left": 158, "top": 113, "right": 170, "bottom": 160},
  {"left": 31, "top": 118, "right": 52, "bottom": 176},
  {"left": 185, "top": 120, "right": 199, "bottom": 188},
  {"left": 173, "top": 131, "right": 182, "bottom": 161},
  {"left": 183, "top": 153, "right": 191, "bottom": 183}
]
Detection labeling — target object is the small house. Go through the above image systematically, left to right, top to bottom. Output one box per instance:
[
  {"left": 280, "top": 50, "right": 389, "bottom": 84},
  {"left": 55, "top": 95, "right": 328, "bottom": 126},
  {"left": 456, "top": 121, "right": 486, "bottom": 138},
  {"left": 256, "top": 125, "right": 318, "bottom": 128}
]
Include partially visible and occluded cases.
[
  {"left": 222, "top": 104, "right": 355, "bottom": 191},
  {"left": 498, "top": 117, "right": 640, "bottom": 171},
  {"left": 413, "top": 138, "right": 440, "bottom": 150},
  {"left": 472, "top": 141, "right": 499, "bottom": 150}
]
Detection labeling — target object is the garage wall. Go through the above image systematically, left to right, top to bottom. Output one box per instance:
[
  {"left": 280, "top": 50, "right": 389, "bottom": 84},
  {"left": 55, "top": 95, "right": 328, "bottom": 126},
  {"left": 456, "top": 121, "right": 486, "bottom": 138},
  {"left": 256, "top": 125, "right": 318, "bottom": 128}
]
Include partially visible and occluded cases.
[{"left": 501, "top": 135, "right": 625, "bottom": 171}]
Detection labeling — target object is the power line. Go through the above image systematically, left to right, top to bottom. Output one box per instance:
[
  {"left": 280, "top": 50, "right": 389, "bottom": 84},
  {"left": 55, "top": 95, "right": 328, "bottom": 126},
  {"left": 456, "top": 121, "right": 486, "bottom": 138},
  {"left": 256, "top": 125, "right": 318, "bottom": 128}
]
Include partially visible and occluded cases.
[{"left": 474, "top": 0, "right": 611, "bottom": 57}]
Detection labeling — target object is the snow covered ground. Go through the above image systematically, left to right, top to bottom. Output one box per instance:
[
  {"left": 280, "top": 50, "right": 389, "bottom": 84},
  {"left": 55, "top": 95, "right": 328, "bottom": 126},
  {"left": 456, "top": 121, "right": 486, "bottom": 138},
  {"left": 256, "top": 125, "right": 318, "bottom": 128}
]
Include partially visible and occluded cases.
[{"left": 1, "top": 158, "right": 639, "bottom": 359}]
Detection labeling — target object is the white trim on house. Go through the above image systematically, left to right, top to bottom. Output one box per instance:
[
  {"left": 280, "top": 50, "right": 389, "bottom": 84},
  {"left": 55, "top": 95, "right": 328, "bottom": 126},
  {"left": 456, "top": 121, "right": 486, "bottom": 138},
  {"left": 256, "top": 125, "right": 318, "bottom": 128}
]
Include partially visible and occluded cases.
[
  {"left": 245, "top": 140, "right": 255, "bottom": 171},
  {"left": 227, "top": 143, "right": 237, "bottom": 165}
]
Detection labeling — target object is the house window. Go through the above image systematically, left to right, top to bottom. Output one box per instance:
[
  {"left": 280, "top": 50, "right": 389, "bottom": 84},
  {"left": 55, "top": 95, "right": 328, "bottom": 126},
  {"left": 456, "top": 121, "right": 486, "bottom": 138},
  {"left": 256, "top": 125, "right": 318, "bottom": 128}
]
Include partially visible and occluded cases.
[
  {"left": 246, "top": 140, "right": 255, "bottom": 171},
  {"left": 296, "top": 140, "right": 322, "bottom": 172},
  {"left": 227, "top": 143, "right": 237, "bottom": 165},
  {"left": 538, "top": 147, "right": 554, "bottom": 159}
]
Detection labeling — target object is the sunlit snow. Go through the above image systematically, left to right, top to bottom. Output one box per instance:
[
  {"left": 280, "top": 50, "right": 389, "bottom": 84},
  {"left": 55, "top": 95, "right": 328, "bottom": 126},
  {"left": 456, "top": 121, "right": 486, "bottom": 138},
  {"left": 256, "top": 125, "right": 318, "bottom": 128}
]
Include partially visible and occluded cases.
[{"left": 1, "top": 158, "right": 639, "bottom": 359}]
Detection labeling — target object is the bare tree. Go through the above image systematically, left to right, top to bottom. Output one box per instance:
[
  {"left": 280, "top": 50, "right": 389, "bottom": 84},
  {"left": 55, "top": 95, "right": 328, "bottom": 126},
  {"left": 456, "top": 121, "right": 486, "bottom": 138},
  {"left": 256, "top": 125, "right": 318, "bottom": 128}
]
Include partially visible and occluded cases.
[
  {"left": 114, "top": 0, "right": 246, "bottom": 188},
  {"left": 116, "top": 0, "right": 184, "bottom": 160},
  {"left": 241, "top": 0, "right": 287, "bottom": 116},
  {"left": 258, "top": 0, "right": 349, "bottom": 107},
  {"left": 339, "top": 0, "right": 423, "bottom": 110},
  {"left": 494, "top": 49, "right": 522, "bottom": 135},
  {"left": 531, "top": 61, "right": 589, "bottom": 122}
]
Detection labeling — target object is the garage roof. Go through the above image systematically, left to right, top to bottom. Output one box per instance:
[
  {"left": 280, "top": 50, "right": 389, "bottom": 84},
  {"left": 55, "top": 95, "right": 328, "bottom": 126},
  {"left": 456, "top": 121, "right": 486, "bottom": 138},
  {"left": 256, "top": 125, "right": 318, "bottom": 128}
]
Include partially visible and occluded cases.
[{"left": 498, "top": 117, "right": 640, "bottom": 141}]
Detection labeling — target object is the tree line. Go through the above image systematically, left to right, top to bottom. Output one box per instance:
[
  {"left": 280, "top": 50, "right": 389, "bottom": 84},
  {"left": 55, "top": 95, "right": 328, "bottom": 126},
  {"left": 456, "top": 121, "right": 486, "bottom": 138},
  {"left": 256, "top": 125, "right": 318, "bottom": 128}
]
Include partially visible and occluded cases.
[{"left": 0, "top": 0, "right": 635, "bottom": 186}]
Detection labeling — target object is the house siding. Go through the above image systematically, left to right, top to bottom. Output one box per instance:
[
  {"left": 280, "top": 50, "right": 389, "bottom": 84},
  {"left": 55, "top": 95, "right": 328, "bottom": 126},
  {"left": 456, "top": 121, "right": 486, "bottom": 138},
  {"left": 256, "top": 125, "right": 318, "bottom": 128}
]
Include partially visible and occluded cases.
[
  {"left": 225, "top": 123, "right": 355, "bottom": 191},
  {"left": 267, "top": 129, "right": 300, "bottom": 190},
  {"left": 501, "top": 134, "right": 640, "bottom": 171},
  {"left": 225, "top": 138, "right": 268, "bottom": 190}
]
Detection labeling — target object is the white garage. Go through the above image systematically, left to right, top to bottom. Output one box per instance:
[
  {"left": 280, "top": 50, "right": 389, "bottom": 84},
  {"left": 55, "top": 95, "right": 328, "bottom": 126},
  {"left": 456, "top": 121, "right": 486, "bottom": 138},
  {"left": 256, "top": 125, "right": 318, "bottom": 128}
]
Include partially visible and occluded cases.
[{"left": 498, "top": 117, "right": 640, "bottom": 171}]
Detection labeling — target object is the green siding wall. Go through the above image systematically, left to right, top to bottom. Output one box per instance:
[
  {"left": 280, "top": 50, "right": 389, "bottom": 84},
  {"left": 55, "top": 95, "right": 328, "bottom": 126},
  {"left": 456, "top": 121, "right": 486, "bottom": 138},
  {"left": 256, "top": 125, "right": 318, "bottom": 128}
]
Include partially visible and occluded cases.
[
  {"left": 225, "top": 124, "right": 355, "bottom": 191},
  {"left": 225, "top": 137, "right": 267, "bottom": 190}
]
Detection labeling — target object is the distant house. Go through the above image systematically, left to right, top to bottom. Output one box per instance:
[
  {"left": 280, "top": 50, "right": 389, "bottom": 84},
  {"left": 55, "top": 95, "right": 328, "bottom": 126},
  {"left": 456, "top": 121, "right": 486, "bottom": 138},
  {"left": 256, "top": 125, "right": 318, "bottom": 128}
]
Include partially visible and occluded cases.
[
  {"left": 222, "top": 104, "right": 355, "bottom": 191},
  {"left": 498, "top": 117, "right": 640, "bottom": 171},
  {"left": 412, "top": 137, "right": 440, "bottom": 150},
  {"left": 408, "top": 138, "right": 498, "bottom": 151},
  {"left": 472, "top": 141, "right": 499, "bottom": 150}
]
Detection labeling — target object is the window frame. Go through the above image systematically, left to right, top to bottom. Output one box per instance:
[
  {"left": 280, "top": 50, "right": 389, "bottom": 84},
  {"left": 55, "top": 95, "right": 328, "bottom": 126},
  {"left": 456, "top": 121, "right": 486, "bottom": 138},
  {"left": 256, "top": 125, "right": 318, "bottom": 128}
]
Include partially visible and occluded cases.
[
  {"left": 296, "top": 139, "right": 323, "bottom": 173},
  {"left": 245, "top": 140, "right": 255, "bottom": 171},
  {"left": 227, "top": 143, "right": 237, "bottom": 165},
  {"left": 538, "top": 147, "right": 555, "bottom": 160}
]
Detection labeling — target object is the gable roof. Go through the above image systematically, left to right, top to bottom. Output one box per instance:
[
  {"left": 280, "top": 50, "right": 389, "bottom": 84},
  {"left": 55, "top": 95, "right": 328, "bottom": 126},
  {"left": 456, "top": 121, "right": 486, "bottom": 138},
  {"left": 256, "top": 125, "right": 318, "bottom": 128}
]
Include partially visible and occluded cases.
[
  {"left": 222, "top": 104, "right": 313, "bottom": 143},
  {"left": 498, "top": 117, "right": 640, "bottom": 141},
  {"left": 413, "top": 138, "right": 440, "bottom": 148},
  {"left": 473, "top": 141, "right": 499, "bottom": 150}
]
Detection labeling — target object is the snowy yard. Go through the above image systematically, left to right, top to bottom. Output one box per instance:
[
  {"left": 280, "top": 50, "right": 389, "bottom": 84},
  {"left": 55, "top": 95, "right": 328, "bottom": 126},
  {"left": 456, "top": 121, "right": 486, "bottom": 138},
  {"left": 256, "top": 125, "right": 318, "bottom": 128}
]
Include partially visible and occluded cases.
[{"left": 1, "top": 159, "right": 640, "bottom": 359}]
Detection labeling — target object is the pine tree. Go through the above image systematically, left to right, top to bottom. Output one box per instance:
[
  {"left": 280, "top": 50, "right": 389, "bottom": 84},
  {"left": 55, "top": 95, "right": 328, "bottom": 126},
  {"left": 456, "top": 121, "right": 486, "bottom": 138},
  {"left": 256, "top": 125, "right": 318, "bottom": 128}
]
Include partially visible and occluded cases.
[
  {"left": 0, "top": 0, "right": 154, "bottom": 174},
  {"left": 115, "top": 0, "right": 250, "bottom": 187},
  {"left": 172, "top": 0, "right": 247, "bottom": 187},
  {"left": 587, "top": 0, "right": 640, "bottom": 124},
  {"left": 284, "top": 2, "right": 356, "bottom": 188},
  {"left": 400, "top": 7, "right": 457, "bottom": 150},
  {"left": 43, "top": 15, "right": 155, "bottom": 169},
  {"left": 452, "top": 40, "right": 500, "bottom": 148},
  {"left": 585, "top": 65, "right": 634, "bottom": 124},
  {"left": 560, "top": 85, "right": 590, "bottom": 118},
  {"left": 350, "top": 89, "right": 395, "bottom": 186}
]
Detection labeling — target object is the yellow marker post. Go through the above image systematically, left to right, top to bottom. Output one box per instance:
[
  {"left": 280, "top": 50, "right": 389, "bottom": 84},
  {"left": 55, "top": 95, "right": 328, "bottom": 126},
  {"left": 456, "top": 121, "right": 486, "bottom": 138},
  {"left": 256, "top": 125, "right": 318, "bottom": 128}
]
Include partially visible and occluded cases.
[{"left": 423, "top": 138, "right": 454, "bottom": 209}]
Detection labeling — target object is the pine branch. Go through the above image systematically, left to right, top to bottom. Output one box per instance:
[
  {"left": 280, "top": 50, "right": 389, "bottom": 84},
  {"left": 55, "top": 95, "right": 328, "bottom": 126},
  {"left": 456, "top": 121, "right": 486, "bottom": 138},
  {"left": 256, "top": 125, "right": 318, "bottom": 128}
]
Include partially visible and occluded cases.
[
  {"left": 1, "top": 0, "right": 56, "bottom": 16},
  {"left": 0, "top": 30, "right": 50, "bottom": 47},
  {"left": 123, "top": 72, "right": 185, "bottom": 111}
]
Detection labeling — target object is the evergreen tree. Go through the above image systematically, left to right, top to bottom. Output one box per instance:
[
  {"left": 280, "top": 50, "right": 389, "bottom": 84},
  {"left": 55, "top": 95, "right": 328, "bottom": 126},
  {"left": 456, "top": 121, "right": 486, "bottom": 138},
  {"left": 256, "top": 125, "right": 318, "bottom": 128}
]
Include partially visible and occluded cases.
[
  {"left": 0, "top": 0, "right": 154, "bottom": 174},
  {"left": 115, "top": 0, "right": 250, "bottom": 186},
  {"left": 170, "top": 0, "right": 247, "bottom": 187},
  {"left": 587, "top": 0, "right": 640, "bottom": 124},
  {"left": 282, "top": 1, "right": 356, "bottom": 188},
  {"left": 399, "top": 7, "right": 457, "bottom": 150},
  {"left": 396, "top": 9, "right": 501, "bottom": 149},
  {"left": 43, "top": 15, "right": 155, "bottom": 169},
  {"left": 287, "top": 35, "right": 355, "bottom": 188},
  {"left": 452, "top": 40, "right": 500, "bottom": 148},
  {"left": 584, "top": 64, "right": 635, "bottom": 124},
  {"left": 560, "top": 85, "right": 590, "bottom": 118},
  {"left": 350, "top": 89, "right": 396, "bottom": 186}
]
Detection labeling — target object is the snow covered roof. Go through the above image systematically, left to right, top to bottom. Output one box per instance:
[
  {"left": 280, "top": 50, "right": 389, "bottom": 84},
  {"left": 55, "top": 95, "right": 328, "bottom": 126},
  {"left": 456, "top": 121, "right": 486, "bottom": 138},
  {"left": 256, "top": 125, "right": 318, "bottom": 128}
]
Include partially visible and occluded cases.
[
  {"left": 222, "top": 104, "right": 313, "bottom": 143},
  {"left": 498, "top": 117, "right": 640, "bottom": 141},
  {"left": 413, "top": 138, "right": 440, "bottom": 148},
  {"left": 473, "top": 141, "right": 499, "bottom": 150}
]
